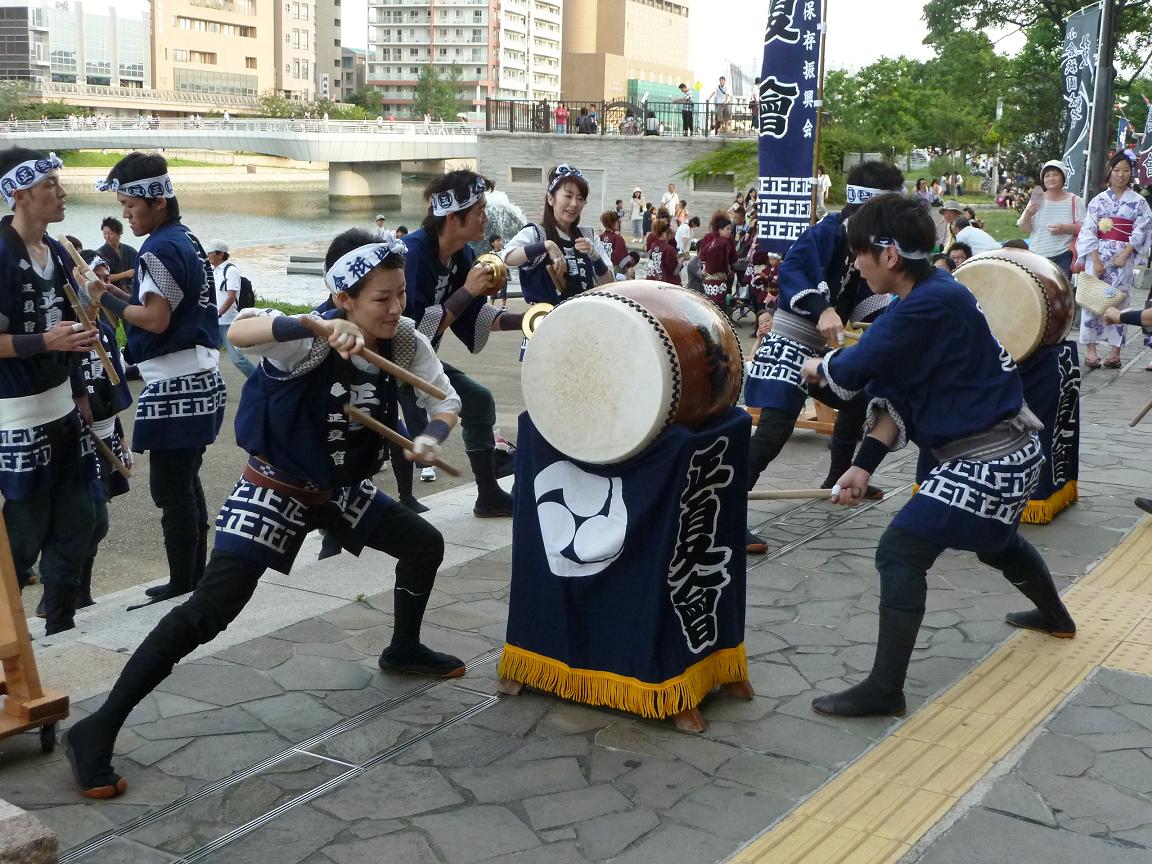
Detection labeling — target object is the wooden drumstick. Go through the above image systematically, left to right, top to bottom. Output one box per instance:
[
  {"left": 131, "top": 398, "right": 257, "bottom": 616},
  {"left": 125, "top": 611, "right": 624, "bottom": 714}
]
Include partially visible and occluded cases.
[
  {"left": 54, "top": 235, "right": 121, "bottom": 386},
  {"left": 295, "top": 315, "right": 448, "bottom": 401},
  {"left": 1130, "top": 397, "right": 1152, "bottom": 427},
  {"left": 343, "top": 405, "right": 461, "bottom": 477},
  {"left": 91, "top": 432, "right": 132, "bottom": 479},
  {"left": 749, "top": 488, "right": 836, "bottom": 500}
]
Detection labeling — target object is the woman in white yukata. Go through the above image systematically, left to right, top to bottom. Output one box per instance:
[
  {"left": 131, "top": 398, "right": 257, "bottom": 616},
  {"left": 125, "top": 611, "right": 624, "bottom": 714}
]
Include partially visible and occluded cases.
[{"left": 1075, "top": 153, "right": 1152, "bottom": 368}]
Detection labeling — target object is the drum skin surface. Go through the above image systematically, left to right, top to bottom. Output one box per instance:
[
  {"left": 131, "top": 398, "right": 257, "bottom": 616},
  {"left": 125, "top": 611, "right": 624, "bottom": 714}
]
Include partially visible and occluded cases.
[
  {"left": 953, "top": 249, "right": 1075, "bottom": 362},
  {"left": 521, "top": 281, "right": 744, "bottom": 464}
]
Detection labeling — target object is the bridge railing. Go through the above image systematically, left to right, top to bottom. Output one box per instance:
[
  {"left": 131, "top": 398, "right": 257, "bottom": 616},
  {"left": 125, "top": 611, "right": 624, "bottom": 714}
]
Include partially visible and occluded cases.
[
  {"left": 25, "top": 80, "right": 264, "bottom": 110},
  {"left": 484, "top": 98, "right": 757, "bottom": 138},
  {"left": 0, "top": 117, "right": 476, "bottom": 137}
]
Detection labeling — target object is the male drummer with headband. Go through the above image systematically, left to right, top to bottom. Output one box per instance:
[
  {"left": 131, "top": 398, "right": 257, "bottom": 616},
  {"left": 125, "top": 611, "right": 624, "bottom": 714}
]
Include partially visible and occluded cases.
[
  {"left": 0, "top": 147, "right": 98, "bottom": 635},
  {"left": 744, "top": 161, "right": 904, "bottom": 555},
  {"left": 402, "top": 170, "right": 524, "bottom": 518},
  {"left": 799, "top": 193, "right": 1075, "bottom": 718},
  {"left": 64, "top": 228, "right": 467, "bottom": 799}
]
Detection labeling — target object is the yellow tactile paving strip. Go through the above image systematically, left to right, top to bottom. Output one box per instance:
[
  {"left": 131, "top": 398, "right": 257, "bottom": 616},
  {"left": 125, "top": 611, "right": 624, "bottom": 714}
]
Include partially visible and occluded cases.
[{"left": 730, "top": 519, "right": 1152, "bottom": 864}]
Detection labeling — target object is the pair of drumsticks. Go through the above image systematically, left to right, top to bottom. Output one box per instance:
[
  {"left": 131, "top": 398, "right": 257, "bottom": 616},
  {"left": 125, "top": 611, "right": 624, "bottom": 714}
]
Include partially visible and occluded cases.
[{"left": 294, "top": 316, "right": 461, "bottom": 477}]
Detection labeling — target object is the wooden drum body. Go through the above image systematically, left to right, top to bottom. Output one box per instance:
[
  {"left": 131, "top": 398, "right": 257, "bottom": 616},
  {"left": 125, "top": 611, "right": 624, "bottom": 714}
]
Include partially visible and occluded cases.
[
  {"left": 953, "top": 249, "right": 1075, "bottom": 362},
  {"left": 521, "top": 281, "right": 744, "bottom": 464}
]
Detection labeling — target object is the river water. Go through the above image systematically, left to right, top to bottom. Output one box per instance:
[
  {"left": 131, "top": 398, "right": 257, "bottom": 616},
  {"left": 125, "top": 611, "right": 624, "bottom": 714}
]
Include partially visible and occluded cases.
[{"left": 58, "top": 187, "right": 437, "bottom": 308}]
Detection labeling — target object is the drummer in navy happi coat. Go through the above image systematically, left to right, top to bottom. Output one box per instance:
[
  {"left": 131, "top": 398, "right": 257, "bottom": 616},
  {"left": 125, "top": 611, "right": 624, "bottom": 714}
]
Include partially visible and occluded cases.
[
  {"left": 743, "top": 161, "right": 904, "bottom": 555},
  {"left": 800, "top": 193, "right": 1076, "bottom": 718},
  {"left": 65, "top": 228, "right": 465, "bottom": 800}
]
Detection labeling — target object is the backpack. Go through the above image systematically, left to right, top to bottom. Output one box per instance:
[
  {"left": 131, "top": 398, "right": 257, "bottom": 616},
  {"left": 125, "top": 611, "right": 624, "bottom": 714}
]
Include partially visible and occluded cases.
[
  {"left": 221, "top": 262, "right": 256, "bottom": 309},
  {"left": 237, "top": 275, "right": 255, "bottom": 310}
]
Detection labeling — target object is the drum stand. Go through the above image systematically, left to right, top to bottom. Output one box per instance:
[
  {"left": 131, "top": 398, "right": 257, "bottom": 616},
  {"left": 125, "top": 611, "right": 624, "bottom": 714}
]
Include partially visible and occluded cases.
[
  {"left": 747, "top": 400, "right": 837, "bottom": 436},
  {"left": 0, "top": 513, "right": 68, "bottom": 754},
  {"left": 496, "top": 678, "right": 755, "bottom": 734}
]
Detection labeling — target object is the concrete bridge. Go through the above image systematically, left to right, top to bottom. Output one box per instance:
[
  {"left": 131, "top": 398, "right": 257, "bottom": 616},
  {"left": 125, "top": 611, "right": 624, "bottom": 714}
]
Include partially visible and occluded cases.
[{"left": 0, "top": 118, "right": 477, "bottom": 210}]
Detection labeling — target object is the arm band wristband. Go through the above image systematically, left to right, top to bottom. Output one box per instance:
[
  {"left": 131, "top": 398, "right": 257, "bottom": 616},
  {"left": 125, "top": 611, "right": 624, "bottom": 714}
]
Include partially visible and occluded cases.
[
  {"left": 523, "top": 241, "right": 547, "bottom": 262},
  {"left": 592, "top": 257, "right": 609, "bottom": 276},
  {"left": 443, "top": 287, "right": 476, "bottom": 318},
  {"left": 99, "top": 293, "right": 130, "bottom": 317},
  {"left": 1120, "top": 310, "right": 1144, "bottom": 326},
  {"left": 497, "top": 311, "right": 524, "bottom": 331},
  {"left": 271, "top": 315, "right": 313, "bottom": 342},
  {"left": 11, "top": 333, "right": 46, "bottom": 358},
  {"left": 423, "top": 418, "right": 451, "bottom": 444},
  {"left": 851, "top": 435, "right": 889, "bottom": 474}
]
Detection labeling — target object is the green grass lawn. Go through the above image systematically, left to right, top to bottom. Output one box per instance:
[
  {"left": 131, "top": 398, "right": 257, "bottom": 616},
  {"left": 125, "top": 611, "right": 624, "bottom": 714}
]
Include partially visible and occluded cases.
[{"left": 60, "top": 151, "right": 217, "bottom": 168}]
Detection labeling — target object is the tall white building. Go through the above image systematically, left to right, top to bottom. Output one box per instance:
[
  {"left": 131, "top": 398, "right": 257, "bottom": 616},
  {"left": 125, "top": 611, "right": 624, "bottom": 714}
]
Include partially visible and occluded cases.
[{"left": 366, "top": 0, "right": 561, "bottom": 119}]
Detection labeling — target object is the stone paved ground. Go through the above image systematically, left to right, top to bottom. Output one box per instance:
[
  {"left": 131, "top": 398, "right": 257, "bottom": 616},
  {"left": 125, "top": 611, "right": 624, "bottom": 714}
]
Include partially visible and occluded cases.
[{"left": 3, "top": 337, "right": 1152, "bottom": 863}]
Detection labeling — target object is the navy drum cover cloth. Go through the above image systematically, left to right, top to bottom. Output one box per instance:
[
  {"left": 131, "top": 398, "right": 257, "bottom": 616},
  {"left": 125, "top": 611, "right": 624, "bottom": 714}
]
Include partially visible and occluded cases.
[
  {"left": 916, "top": 341, "right": 1080, "bottom": 524},
  {"left": 499, "top": 408, "right": 751, "bottom": 719}
]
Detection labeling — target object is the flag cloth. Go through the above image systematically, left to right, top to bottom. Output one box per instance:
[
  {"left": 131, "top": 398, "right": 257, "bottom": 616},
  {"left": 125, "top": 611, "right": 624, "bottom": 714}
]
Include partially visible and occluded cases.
[
  {"left": 756, "top": 0, "right": 825, "bottom": 256},
  {"left": 1060, "top": 5, "right": 1102, "bottom": 200},
  {"left": 1138, "top": 95, "right": 1152, "bottom": 186},
  {"left": 915, "top": 341, "right": 1080, "bottom": 525},
  {"left": 500, "top": 408, "right": 751, "bottom": 719}
]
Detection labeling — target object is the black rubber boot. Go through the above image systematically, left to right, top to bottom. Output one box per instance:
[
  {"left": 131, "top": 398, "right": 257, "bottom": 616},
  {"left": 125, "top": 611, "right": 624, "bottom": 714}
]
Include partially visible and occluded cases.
[
  {"left": 468, "top": 450, "right": 514, "bottom": 518},
  {"left": 317, "top": 531, "right": 342, "bottom": 561},
  {"left": 989, "top": 538, "right": 1076, "bottom": 638},
  {"left": 76, "top": 560, "right": 95, "bottom": 609},
  {"left": 43, "top": 581, "right": 78, "bottom": 636},
  {"left": 378, "top": 587, "right": 464, "bottom": 678},
  {"left": 812, "top": 606, "right": 923, "bottom": 717}
]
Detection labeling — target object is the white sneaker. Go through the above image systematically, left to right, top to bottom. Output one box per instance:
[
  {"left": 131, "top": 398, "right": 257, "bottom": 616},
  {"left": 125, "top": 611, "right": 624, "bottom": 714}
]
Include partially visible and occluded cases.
[{"left": 420, "top": 466, "right": 437, "bottom": 482}]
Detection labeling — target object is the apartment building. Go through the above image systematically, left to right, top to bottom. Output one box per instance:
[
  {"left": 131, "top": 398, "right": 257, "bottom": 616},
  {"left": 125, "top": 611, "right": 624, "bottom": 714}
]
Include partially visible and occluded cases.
[
  {"left": 0, "top": 0, "right": 149, "bottom": 88},
  {"left": 314, "top": 0, "right": 343, "bottom": 100},
  {"left": 366, "top": 0, "right": 561, "bottom": 119},
  {"left": 561, "top": 0, "right": 690, "bottom": 103},
  {"left": 337, "top": 46, "right": 366, "bottom": 101}
]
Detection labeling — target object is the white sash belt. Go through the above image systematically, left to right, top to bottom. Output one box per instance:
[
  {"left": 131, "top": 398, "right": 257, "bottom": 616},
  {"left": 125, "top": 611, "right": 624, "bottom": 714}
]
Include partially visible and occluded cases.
[
  {"left": 137, "top": 346, "right": 220, "bottom": 385},
  {"left": 0, "top": 380, "right": 74, "bottom": 432}
]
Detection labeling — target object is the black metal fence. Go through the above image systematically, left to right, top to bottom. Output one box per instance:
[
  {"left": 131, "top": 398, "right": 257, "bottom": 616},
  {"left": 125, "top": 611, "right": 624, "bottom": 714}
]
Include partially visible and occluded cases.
[{"left": 484, "top": 98, "right": 756, "bottom": 138}]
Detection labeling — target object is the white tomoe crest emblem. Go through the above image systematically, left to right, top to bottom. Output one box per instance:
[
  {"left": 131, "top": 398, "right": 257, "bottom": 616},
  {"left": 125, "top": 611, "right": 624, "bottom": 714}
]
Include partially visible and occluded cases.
[{"left": 533, "top": 461, "right": 627, "bottom": 578}]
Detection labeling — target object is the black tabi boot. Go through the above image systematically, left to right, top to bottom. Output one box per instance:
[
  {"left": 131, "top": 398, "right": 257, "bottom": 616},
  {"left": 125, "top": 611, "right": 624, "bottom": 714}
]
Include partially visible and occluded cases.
[
  {"left": 468, "top": 449, "right": 514, "bottom": 518},
  {"left": 393, "top": 451, "right": 429, "bottom": 514},
  {"left": 144, "top": 520, "right": 199, "bottom": 601},
  {"left": 317, "top": 530, "right": 343, "bottom": 561},
  {"left": 997, "top": 540, "right": 1076, "bottom": 637},
  {"left": 77, "top": 557, "right": 96, "bottom": 608},
  {"left": 43, "top": 581, "right": 78, "bottom": 636},
  {"left": 378, "top": 587, "right": 465, "bottom": 677},
  {"left": 63, "top": 605, "right": 202, "bottom": 798},
  {"left": 812, "top": 605, "right": 923, "bottom": 717}
]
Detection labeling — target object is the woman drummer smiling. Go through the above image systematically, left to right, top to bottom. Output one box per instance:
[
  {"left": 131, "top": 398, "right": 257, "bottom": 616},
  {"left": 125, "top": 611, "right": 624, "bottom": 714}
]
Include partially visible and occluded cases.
[{"left": 500, "top": 163, "right": 616, "bottom": 304}]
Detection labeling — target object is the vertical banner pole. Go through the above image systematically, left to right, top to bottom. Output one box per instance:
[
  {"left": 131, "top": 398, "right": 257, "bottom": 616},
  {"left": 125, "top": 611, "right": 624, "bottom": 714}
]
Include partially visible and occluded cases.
[{"left": 809, "top": 0, "right": 829, "bottom": 225}]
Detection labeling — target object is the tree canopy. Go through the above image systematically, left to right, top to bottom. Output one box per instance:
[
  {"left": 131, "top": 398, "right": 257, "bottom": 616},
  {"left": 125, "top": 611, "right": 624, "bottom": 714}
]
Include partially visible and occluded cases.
[
  {"left": 683, "top": 1, "right": 1152, "bottom": 195},
  {"left": 411, "top": 64, "right": 466, "bottom": 121}
]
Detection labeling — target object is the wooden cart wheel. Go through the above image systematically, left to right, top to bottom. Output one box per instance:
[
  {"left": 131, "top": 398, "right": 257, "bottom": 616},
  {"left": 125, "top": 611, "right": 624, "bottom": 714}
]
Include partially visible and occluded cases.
[{"left": 40, "top": 723, "right": 56, "bottom": 753}]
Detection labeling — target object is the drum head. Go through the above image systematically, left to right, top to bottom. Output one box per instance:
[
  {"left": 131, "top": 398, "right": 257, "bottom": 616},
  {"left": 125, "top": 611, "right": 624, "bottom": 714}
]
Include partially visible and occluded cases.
[
  {"left": 953, "top": 252, "right": 1047, "bottom": 361},
  {"left": 522, "top": 294, "right": 677, "bottom": 464}
]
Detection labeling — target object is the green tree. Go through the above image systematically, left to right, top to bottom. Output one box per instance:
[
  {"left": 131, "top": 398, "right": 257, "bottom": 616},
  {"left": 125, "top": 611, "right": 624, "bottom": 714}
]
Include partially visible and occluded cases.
[
  {"left": 923, "top": 0, "right": 1152, "bottom": 87},
  {"left": 412, "top": 64, "right": 465, "bottom": 121},
  {"left": 347, "top": 87, "right": 384, "bottom": 115},
  {"left": 258, "top": 91, "right": 299, "bottom": 118}
]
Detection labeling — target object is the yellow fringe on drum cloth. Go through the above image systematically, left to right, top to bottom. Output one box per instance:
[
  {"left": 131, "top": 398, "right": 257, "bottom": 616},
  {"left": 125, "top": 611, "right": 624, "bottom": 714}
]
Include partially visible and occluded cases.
[
  {"left": 909, "top": 479, "right": 1078, "bottom": 526},
  {"left": 1020, "top": 480, "right": 1078, "bottom": 525},
  {"left": 497, "top": 643, "right": 749, "bottom": 720}
]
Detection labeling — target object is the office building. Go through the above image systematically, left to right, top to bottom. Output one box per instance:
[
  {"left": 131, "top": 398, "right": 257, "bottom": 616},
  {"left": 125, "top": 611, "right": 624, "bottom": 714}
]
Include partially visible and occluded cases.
[
  {"left": 0, "top": 0, "right": 149, "bottom": 88},
  {"left": 314, "top": 0, "right": 342, "bottom": 100},
  {"left": 561, "top": 0, "right": 691, "bottom": 103},
  {"left": 337, "top": 46, "right": 366, "bottom": 101}
]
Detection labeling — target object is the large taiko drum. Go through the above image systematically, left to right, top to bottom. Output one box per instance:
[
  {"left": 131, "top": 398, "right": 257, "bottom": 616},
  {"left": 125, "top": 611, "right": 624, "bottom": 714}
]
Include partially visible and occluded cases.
[
  {"left": 953, "top": 248, "right": 1075, "bottom": 361},
  {"left": 522, "top": 281, "right": 744, "bottom": 464}
]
